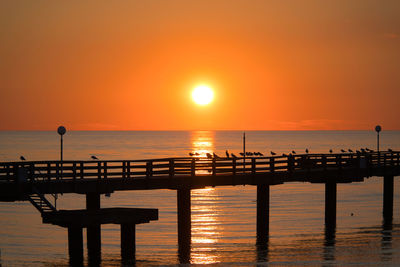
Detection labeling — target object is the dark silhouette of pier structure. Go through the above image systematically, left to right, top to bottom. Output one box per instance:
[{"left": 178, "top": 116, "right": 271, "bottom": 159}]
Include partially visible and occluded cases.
[{"left": 0, "top": 151, "right": 399, "bottom": 265}]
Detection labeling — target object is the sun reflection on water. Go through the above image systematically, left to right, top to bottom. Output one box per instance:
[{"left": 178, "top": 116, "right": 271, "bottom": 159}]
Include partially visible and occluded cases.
[
  {"left": 189, "top": 131, "right": 223, "bottom": 264},
  {"left": 190, "top": 131, "right": 214, "bottom": 157},
  {"left": 191, "top": 186, "right": 223, "bottom": 264}
]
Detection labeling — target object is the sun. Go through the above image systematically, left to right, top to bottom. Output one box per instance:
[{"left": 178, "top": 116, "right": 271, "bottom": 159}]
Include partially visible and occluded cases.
[{"left": 192, "top": 85, "right": 214, "bottom": 105}]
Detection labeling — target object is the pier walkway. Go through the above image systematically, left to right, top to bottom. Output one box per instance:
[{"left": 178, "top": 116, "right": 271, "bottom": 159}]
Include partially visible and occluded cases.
[{"left": 0, "top": 151, "right": 399, "bottom": 265}]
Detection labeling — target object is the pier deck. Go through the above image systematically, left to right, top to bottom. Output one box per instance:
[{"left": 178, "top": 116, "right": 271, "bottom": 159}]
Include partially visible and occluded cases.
[{"left": 0, "top": 151, "right": 399, "bottom": 265}]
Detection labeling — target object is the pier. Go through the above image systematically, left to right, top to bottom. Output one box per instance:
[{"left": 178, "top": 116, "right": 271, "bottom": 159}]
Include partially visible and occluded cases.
[{"left": 0, "top": 151, "right": 399, "bottom": 264}]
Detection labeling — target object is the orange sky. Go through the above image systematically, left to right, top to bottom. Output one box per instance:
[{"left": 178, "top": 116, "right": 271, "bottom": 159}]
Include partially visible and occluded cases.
[{"left": 0, "top": 1, "right": 399, "bottom": 130}]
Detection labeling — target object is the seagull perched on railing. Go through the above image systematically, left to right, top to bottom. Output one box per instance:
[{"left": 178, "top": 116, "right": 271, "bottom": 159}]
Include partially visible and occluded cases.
[
  {"left": 305, "top": 148, "right": 309, "bottom": 154},
  {"left": 388, "top": 148, "right": 393, "bottom": 152},
  {"left": 329, "top": 149, "right": 333, "bottom": 153},
  {"left": 341, "top": 149, "right": 346, "bottom": 153},
  {"left": 348, "top": 149, "right": 353, "bottom": 153},
  {"left": 226, "top": 150, "right": 230, "bottom": 158},
  {"left": 292, "top": 150, "right": 296, "bottom": 154},
  {"left": 270, "top": 151, "right": 276, "bottom": 156},
  {"left": 189, "top": 152, "right": 194, "bottom": 156},
  {"left": 239, "top": 152, "right": 245, "bottom": 156},
  {"left": 258, "top": 152, "right": 264, "bottom": 156},
  {"left": 206, "top": 153, "right": 213, "bottom": 159},
  {"left": 213, "top": 153, "right": 220, "bottom": 159},
  {"left": 231, "top": 153, "right": 237, "bottom": 158},
  {"left": 91, "top": 155, "right": 98, "bottom": 160},
  {"left": 20, "top": 156, "right": 26, "bottom": 161}
]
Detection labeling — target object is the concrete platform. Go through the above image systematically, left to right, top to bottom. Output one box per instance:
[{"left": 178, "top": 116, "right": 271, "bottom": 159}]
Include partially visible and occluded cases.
[{"left": 42, "top": 207, "right": 158, "bottom": 227}]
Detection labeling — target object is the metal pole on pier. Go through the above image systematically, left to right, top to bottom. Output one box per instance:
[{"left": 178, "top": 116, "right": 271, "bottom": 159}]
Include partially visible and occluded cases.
[{"left": 243, "top": 132, "right": 246, "bottom": 173}]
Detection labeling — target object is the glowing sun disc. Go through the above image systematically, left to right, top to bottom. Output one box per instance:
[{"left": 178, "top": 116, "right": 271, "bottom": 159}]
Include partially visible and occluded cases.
[{"left": 192, "top": 85, "right": 214, "bottom": 105}]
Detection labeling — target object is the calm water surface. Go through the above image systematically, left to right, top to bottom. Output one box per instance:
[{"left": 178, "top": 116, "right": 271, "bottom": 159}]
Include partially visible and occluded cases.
[{"left": 0, "top": 131, "right": 400, "bottom": 266}]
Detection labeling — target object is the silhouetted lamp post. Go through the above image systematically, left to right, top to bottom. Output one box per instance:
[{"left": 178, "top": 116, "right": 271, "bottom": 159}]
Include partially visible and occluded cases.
[
  {"left": 375, "top": 125, "right": 381, "bottom": 152},
  {"left": 57, "top": 126, "right": 66, "bottom": 178}
]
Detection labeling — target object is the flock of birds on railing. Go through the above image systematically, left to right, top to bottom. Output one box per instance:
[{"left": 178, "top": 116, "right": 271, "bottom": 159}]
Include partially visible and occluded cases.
[
  {"left": 187, "top": 147, "right": 394, "bottom": 160},
  {"left": 15, "top": 148, "right": 395, "bottom": 162}
]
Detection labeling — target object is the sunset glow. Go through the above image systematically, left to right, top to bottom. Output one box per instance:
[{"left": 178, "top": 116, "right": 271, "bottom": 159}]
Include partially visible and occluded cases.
[{"left": 0, "top": 1, "right": 399, "bottom": 130}]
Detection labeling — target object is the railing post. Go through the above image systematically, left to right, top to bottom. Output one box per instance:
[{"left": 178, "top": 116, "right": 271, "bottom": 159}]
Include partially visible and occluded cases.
[
  {"left": 287, "top": 155, "right": 293, "bottom": 174},
  {"left": 322, "top": 155, "right": 327, "bottom": 172},
  {"left": 337, "top": 155, "right": 342, "bottom": 172},
  {"left": 212, "top": 158, "right": 216, "bottom": 176},
  {"left": 232, "top": 158, "right": 236, "bottom": 175},
  {"left": 252, "top": 158, "right": 256, "bottom": 175},
  {"left": 270, "top": 158, "right": 275, "bottom": 173},
  {"left": 169, "top": 159, "right": 174, "bottom": 177},
  {"left": 191, "top": 159, "right": 195, "bottom": 177},
  {"left": 122, "top": 161, "right": 126, "bottom": 179},
  {"left": 127, "top": 161, "right": 131, "bottom": 178},
  {"left": 146, "top": 161, "right": 153, "bottom": 177},
  {"left": 56, "top": 162, "right": 60, "bottom": 180},
  {"left": 72, "top": 162, "right": 77, "bottom": 181},
  {"left": 80, "top": 162, "right": 84, "bottom": 179},
  {"left": 97, "top": 162, "right": 101, "bottom": 179},
  {"left": 103, "top": 162, "right": 108, "bottom": 179},
  {"left": 13, "top": 163, "right": 18, "bottom": 183},
  {"left": 47, "top": 163, "right": 51, "bottom": 181}
]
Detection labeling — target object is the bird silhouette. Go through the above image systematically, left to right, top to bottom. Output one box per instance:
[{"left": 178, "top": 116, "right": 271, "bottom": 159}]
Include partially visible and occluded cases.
[
  {"left": 360, "top": 148, "right": 366, "bottom": 153},
  {"left": 365, "top": 148, "right": 371, "bottom": 152},
  {"left": 388, "top": 148, "right": 393, "bottom": 152},
  {"left": 305, "top": 149, "right": 309, "bottom": 154},
  {"left": 329, "top": 149, "right": 333, "bottom": 153},
  {"left": 341, "top": 149, "right": 346, "bottom": 153},
  {"left": 348, "top": 149, "right": 353, "bottom": 153},
  {"left": 225, "top": 150, "right": 230, "bottom": 158},
  {"left": 292, "top": 150, "right": 296, "bottom": 154},
  {"left": 270, "top": 151, "right": 276, "bottom": 156},
  {"left": 189, "top": 152, "right": 194, "bottom": 156},
  {"left": 194, "top": 152, "right": 200, "bottom": 156},
  {"left": 239, "top": 152, "right": 245, "bottom": 156},
  {"left": 258, "top": 152, "right": 264, "bottom": 156},
  {"left": 206, "top": 153, "right": 213, "bottom": 159},
  {"left": 213, "top": 153, "right": 220, "bottom": 159},
  {"left": 231, "top": 153, "right": 237, "bottom": 158},
  {"left": 282, "top": 153, "right": 288, "bottom": 157},
  {"left": 91, "top": 155, "right": 98, "bottom": 160},
  {"left": 20, "top": 156, "right": 26, "bottom": 161}
]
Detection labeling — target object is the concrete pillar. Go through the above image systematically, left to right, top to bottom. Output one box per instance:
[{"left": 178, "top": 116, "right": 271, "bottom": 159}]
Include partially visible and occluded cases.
[
  {"left": 383, "top": 175, "right": 394, "bottom": 221},
  {"left": 325, "top": 180, "right": 336, "bottom": 229},
  {"left": 256, "top": 184, "right": 270, "bottom": 245},
  {"left": 177, "top": 188, "right": 191, "bottom": 263},
  {"left": 86, "top": 193, "right": 101, "bottom": 265},
  {"left": 121, "top": 223, "right": 136, "bottom": 263},
  {"left": 68, "top": 226, "right": 83, "bottom": 266}
]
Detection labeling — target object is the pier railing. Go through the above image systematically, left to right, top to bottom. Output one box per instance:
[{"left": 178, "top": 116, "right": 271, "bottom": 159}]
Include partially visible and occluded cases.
[{"left": 0, "top": 151, "right": 399, "bottom": 183}]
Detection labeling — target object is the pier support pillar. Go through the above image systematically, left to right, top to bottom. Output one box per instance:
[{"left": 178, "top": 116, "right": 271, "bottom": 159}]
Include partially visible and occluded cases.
[
  {"left": 383, "top": 175, "right": 394, "bottom": 222},
  {"left": 325, "top": 180, "right": 337, "bottom": 229},
  {"left": 256, "top": 184, "right": 270, "bottom": 245},
  {"left": 177, "top": 188, "right": 191, "bottom": 263},
  {"left": 86, "top": 193, "right": 101, "bottom": 265},
  {"left": 121, "top": 223, "right": 136, "bottom": 264},
  {"left": 68, "top": 226, "right": 83, "bottom": 266}
]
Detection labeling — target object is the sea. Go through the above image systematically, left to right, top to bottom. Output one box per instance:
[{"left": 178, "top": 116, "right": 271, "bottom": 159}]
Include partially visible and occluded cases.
[{"left": 0, "top": 130, "right": 399, "bottom": 266}]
